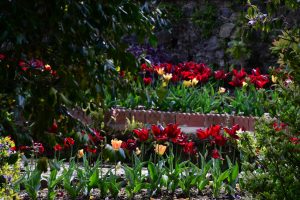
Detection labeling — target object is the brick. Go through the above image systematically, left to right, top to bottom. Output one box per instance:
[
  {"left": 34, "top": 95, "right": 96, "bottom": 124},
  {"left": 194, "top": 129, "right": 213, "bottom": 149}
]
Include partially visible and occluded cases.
[
  {"left": 131, "top": 110, "right": 146, "bottom": 124},
  {"left": 146, "top": 110, "right": 162, "bottom": 125},
  {"left": 161, "top": 112, "right": 176, "bottom": 125},
  {"left": 176, "top": 113, "right": 190, "bottom": 126},
  {"left": 188, "top": 113, "right": 206, "bottom": 127},
  {"left": 205, "top": 114, "right": 215, "bottom": 127},
  {"left": 213, "top": 114, "right": 226, "bottom": 126},
  {"left": 234, "top": 116, "right": 249, "bottom": 131},
  {"left": 248, "top": 117, "right": 257, "bottom": 132}
]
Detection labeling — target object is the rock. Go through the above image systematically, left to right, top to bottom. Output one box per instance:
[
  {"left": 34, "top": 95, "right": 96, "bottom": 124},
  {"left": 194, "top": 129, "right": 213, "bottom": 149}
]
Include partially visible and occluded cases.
[
  {"left": 182, "top": 2, "right": 197, "bottom": 17},
  {"left": 220, "top": 7, "right": 232, "bottom": 19},
  {"left": 230, "top": 13, "right": 239, "bottom": 22},
  {"left": 219, "top": 23, "right": 235, "bottom": 38},
  {"left": 230, "top": 27, "right": 241, "bottom": 39},
  {"left": 156, "top": 30, "right": 172, "bottom": 45},
  {"left": 206, "top": 36, "right": 219, "bottom": 51},
  {"left": 216, "top": 50, "right": 225, "bottom": 59},
  {"left": 218, "top": 59, "right": 225, "bottom": 66},
  {"left": 40, "top": 179, "right": 48, "bottom": 189}
]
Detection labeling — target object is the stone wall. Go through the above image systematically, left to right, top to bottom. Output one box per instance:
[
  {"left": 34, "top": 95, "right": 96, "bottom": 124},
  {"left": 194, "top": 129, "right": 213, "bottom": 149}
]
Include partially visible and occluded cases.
[{"left": 156, "top": 0, "right": 274, "bottom": 68}]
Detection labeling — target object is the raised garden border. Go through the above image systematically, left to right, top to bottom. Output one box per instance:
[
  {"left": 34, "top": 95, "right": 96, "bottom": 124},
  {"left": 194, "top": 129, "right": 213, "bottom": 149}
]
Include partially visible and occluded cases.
[{"left": 104, "top": 109, "right": 257, "bottom": 132}]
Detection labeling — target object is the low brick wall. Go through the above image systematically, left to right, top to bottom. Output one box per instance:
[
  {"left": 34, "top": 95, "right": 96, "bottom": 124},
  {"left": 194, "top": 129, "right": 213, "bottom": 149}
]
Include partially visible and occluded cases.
[{"left": 104, "top": 109, "right": 258, "bottom": 132}]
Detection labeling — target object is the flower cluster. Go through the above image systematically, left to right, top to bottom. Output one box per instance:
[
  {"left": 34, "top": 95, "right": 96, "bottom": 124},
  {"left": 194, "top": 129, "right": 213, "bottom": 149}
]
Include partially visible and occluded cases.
[
  {"left": 0, "top": 53, "right": 57, "bottom": 77},
  {"left": 141, "top": 62, "right": 270, "bottom": 89},
  {"left": 130, "top": 123, "right": 244, "bottom": 159},
  {"left": 132, "top": 124, "right": 195, "bottom": 155},
  {"left": 197, "top": 124, "right": 243, "bottom": 159},
  {"left": 0, "top": 136, "right": 16, "bottom": 160},
  {"left": 0, "top": 136, "right": 20, "bottom": 198},
  {"left": 18, "top": 142, "right": 45, "bottom": 155}
]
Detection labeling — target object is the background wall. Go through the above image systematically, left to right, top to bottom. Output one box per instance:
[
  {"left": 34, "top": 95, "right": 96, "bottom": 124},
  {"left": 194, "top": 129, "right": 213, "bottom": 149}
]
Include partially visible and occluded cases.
[{"left": 155, "top": 0, "right": 276, "bottom": 69}]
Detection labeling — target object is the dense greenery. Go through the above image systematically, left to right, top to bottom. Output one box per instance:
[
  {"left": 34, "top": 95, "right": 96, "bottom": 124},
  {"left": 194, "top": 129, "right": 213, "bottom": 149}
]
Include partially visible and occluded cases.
[
  {"left": 0, "top": 0, "right": 156, "bottom": 145},
  {"left": 238, "top": 0, "right": 300, "bottom": 199}
]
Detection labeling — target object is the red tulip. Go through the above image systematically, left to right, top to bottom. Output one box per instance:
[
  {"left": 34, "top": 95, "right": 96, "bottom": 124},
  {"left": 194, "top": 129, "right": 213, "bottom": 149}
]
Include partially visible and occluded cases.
[
  {"left": 18, "top": 60, "right": 28, "bottom": 67},
  {"left": 44, "top": 64, "right": 52, "bottom": 71},
  {"left": 232, "top": 68, "right": 247, "bottom": 79},
  {"left": 51, "top": 70, "right": 57, "bottom": 76},
  {"left": 119, "top": 70, "right": 125, "bottom": 78},
  {"left": 214, "top": 70, "right": 229, "bottom": 80},
  {"left": 181, "top": 71, "right": 194, "bottom": 80},
  {"left": 229, "top": 76, "right": 244, "bottom": 87},
  {"left": 143, "top": 77, "right": 152, "bottom": 85},
  {"left": 49, "top": 121, "right": 58, "bottom": 133},
  {"left": 273, "top": 122, "right": 287, "bottom": 131},
  {"left": 163, "top": 124, "right": 181, "bottom": 140},
  {"left": 224, "top": 124, "right": 240, "bottom": 139},
  {"left": 151, "top": 125, "right": 167, "bottom": 141},
  {"left": 208, "top": 125, "right": 221, "bottom": 137},
  {"left": 133, "top": 128, "right": 149, "bottom": 142},
  {"left": 197, "top": 128, "right": 210, "bottom": 140},
  {"left": 88, "top": 129, "right": 104, "bottom": 143},
  {"left": 174, "top": 132, "right": 188, "bottom": 146},
  {"left": 213, "top": 134, "right": 227, "bottom": 146},
  {"left": 64, "top": 137, "right": 75, "bottom": 148},
  {"left": 290, "top": 137, "right": 299, "bottom": 145},
  {"left": 121, "top": 139, "right": 137, "bottom": 151},
  {"left": 183, "top": 141, "right": 196, "bottom": 155},
  {"left": 54, "top": 144, "right": 63, "bottom": 151},
  {"left": 10, "top": 146, "right": 17, "bottom": 151},
  {"left": 19, "top": 146, "right": 30, "bottom": 151},
  {"left": 86, "top": 146, "right": 97, "bottom": 154},
  {"left": 212, "top": 149, "right": 221, "bottom": 159}
]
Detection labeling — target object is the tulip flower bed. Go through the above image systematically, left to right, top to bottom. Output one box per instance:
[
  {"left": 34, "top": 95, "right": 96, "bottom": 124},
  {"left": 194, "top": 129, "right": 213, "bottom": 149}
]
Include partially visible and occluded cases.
[
  {"left": 105, "top": 62, "right": 284, "bottom": 116},
  {"left": 1, "top": 122, "right": 247, "bottom": 199}
]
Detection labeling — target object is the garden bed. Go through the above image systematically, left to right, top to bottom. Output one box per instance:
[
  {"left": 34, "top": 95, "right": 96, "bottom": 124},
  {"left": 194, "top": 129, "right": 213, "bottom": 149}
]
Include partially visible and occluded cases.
[{"left": 19, "top": 163, "right": 243, "bottom": 200}]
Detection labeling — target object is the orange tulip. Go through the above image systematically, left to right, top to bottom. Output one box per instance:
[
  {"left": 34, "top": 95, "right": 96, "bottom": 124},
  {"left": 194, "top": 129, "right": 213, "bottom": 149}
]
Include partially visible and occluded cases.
[
  {"left": 111, "top": 139, "right": 122, "bottom": 151},
  {"left": 154, "top": 144, "right": 167, "bottom": 156},
  {"left": 77, "top": 149, "right": 84, "bottom": 158}
]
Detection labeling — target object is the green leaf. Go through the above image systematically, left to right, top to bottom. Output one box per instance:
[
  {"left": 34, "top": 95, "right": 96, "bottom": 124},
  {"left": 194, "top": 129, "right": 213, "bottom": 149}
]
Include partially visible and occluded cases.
[
  {"left": 149, "top": 34, "right": 158, "bottom": 47},
  {"left": 156, "top": 86, "right": 168, "bottom": 104},
  {"left": 118, "top": 148, "right": 126, "bottom": 159},
  {"left": 148, "top": 162, "right": 158, "bottom": 181},
  {"left": 230, "top": 164, "right": 239, "bottom": 183},
  {"left": 89, "top": 169, "right": 99, "bottom": 188},
  {"left": 217, "top": 170, "right": 229, "bottom": 183},
  {"left": 198, "top": 179, "right": 209, "bottom": 191}
]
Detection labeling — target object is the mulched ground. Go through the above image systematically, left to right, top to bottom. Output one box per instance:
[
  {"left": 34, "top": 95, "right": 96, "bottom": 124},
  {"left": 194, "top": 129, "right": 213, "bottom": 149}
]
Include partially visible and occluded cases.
[{"left": 19, "top": 187, "right": 244, "bottom": 200}]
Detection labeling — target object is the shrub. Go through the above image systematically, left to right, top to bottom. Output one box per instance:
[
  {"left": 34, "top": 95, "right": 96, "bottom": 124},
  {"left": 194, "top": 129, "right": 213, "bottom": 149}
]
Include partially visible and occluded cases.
[{"left": 0, "top": 136, "right": 21, "bottom": 199}]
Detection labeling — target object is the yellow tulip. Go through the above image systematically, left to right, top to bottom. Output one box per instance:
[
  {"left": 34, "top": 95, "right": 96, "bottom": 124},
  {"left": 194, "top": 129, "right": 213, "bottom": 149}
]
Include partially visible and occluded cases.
[
  {"left": 156, "top": 68, "right": 165, "bottom": 76},
  {"left": 163, "top": 73, "right": 172, "bottom": 81},
  {"left": 271, "top": 75, "right": 278, "bottom": 83},
  {"left": 191, "top": 78, "right": 199, "bottom": 86},
  {"left": 183, "top": 80, "right": 192, "bottom": 87},
  {"left": 242, "top": 81, "right": 248, "bottom": 87},
  {"left": 218, "top": 87, "right": 226, "bottom": 94},
  {"left": 111, "top": 139, "right": 123, "bottom": 151},
  {"left": 154, "top": 144, "right": 167, "bottom": 156},
  {"left": 135, "top": 147, "right": 141, "bottom": 155},
  {"left": 77, "top": 149, "right": 84, "bottom": 158}
]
